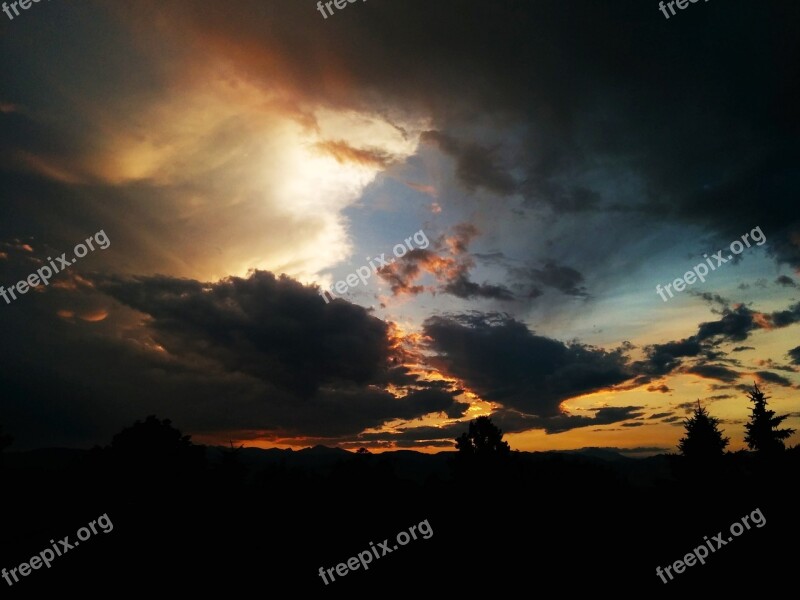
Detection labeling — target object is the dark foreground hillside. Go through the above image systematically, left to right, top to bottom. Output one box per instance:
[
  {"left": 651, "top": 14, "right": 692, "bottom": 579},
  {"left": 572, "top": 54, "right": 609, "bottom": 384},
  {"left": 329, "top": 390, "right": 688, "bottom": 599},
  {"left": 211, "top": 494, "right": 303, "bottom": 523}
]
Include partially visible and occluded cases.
[{"left": 2, "top": 439, "right": 797, "bottom": 594}]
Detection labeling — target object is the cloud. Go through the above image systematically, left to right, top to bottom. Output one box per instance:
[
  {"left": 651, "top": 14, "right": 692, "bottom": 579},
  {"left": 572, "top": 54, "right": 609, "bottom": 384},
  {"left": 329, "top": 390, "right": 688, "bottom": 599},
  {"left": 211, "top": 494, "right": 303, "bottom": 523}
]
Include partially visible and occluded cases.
[
  {"left": 3, "top": 0, "right": 799, "bottom": 452},
  {"left": 421, "top": 131, "right": 517, "bottom": 195},
  {"left": 313, "top": 140, "right": 395, "bottom": 169},
  {"left": 376, "top": 223, "right": 514, "bottom": 301},
  {"left": 512, "top": 261, "right": 589, "bottom": 297},
  {"left": 0, "top": 267, "right": 474, "bottom": 448},
  {"left": 97, "top": 271, "right": 393, "bottom": 396},
  {"left": 441, "top": 275, "right": 515, "bottom": 301},
  {"left": 775, "top": 275, "right": 797, "bottom": 287},
  {"left": 689, "top": 291, "right": 730, "bottom": 306},
  {"left": 631, "top": 300, "right": 800, "bottom": 382},
  {"left": 769, "top": 302, "right": 800, "bottom": 328},
  {"left": 696, "top": 305, "right": 763, "bottom": 343},
  {"left": 423, "top": 313, "right": 631, "bottom": 417},
  {"left": 635, "top": 338, "right": 703, "bottom": 377},
  {"left": 789, "top": 346, "right": 800, "bottom": 365},
  {"left": 754, "top": 358, "right": 797, "bottom": 373},
  {"left": 684, "top": 364, "right": 741, "bottom": 383},
  {"left": 753, "top": 370, "right": 794, "bottom": 387},
  {"left": 646, "top": 384, "right": 672, "bottom": 393},
  {"left": 504, "top": 406, "right": 647, "bottom": 434},
  {"left": 648, "top": 412, "right": 674, "bottom": 419}
]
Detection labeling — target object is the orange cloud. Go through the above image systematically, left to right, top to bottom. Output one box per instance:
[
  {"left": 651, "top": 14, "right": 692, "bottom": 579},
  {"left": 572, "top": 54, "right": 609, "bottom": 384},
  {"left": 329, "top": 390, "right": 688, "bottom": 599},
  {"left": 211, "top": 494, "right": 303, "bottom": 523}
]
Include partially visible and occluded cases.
[
  {"left": 314, "top": 140, "right": 394, "bottom": 169},
  {"left": 404, "top": 181, "right": 438, "bottom": 198},
  {"left": 79, "top": 309, "right": 109, "bottom": 322}
]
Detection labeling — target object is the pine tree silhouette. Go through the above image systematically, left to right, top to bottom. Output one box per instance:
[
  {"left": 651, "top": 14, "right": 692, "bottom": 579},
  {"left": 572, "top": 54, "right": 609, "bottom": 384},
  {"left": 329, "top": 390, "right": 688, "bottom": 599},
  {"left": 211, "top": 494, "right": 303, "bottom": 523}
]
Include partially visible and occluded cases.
[
  {"left": 744, "top": 383, "right": 795, "bottom": 454},
  {"left": 678, "top": 401, "right": 729, "bottom": 460}
]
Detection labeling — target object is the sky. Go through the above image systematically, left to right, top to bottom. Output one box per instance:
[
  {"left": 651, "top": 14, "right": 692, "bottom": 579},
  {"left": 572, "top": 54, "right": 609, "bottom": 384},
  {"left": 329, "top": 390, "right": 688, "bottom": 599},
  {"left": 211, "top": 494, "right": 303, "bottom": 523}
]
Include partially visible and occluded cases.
[{"left": 1, "top": 0, "right": 798, "bottom": 454}]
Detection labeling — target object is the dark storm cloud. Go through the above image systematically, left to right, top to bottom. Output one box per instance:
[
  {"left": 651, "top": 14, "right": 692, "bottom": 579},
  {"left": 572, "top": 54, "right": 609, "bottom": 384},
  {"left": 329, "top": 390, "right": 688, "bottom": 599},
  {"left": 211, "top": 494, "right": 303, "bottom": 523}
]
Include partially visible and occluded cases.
[
  {"left": 3, "top": 0, "right": 799, "bottom": 451},
  {"left": 4, "top": 0, "right": 799, "bottom": 325},
  {"left": 101, "top": 0, "right": 800, "bottom": 269},
  {"left": 421, "top": 131, "right": 517, "bottom": 195},
  {"left": 0, "top": 266, "right": 467, "bottom": 448},
  {"left": 95, "top": 271, "right": 466, "bottom": 426},
  {"left": 97, "top": 271, "right": 390, "bottom": 396},
  {"left": 775, "top": 275, "right": 797, "bottom": 288},
  {"left": 769, "top": 302, "right": 800, "bottom": 328},
  {"left": 696, "top": 305, "right": 761, "bottom": 343},
  {"left": 423, "top": 313, "right": 631, "bottom": 417},
  {"left": 636, "top": 338, "right": 703, "bottom": 376},
  {"left": 788, "top": 346, "right": 800, "bottom": 365},
  {"left": 381, "top": 365, "right": 420, "bottom": 386},
  {"left": 400, "top": 388, "right": 469, "bottom": 418},
  {"left": 445, "top": 401, "right": 472, "bottom": 419}
]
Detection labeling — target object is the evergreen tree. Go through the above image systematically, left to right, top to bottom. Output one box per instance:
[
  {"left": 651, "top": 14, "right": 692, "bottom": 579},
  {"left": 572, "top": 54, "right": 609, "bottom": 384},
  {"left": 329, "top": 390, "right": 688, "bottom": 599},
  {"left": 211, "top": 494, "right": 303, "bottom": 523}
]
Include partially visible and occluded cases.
[
  {"left": 744, "top": 383, "right": 795, "bottom": 454},
  {"left": 678, "top": 401, "right": 729, "bottom": 459}
]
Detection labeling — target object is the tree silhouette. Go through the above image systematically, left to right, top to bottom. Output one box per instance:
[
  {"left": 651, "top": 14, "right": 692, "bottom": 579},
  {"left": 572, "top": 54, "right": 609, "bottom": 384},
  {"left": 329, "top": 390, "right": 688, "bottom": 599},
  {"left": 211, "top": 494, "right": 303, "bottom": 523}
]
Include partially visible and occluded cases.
[
  {"left": 744, "top": 383, "right": 795, "bottom": 454},
  {"left": 678, "top": 401, "right": 729, "bottom": 460},
  {"left": 109, "top": 415, "right": 206, "bottom": 488},
  {"left": 111, "top": 415, "right": 196, "bottom": 457},
  {"left": 455, "top": 416, "right": 511, "bottom": 459}
]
